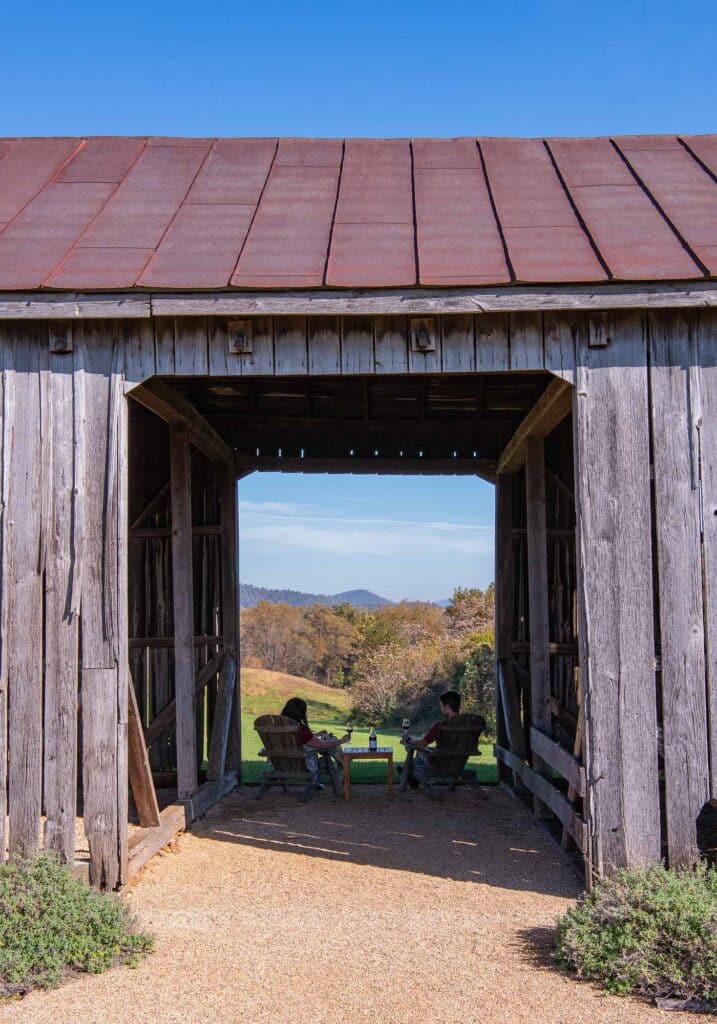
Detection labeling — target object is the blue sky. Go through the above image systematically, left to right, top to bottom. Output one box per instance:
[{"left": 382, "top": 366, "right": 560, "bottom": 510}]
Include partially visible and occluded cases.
[{"left": 4, "top": 1, "right": 714, "bottom": 599}]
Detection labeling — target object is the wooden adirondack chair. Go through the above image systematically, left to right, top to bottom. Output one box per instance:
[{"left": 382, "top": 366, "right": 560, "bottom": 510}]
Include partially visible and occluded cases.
[
  {"left": 399, "top": 713, "right": 486, "bottom": 797},
  {"left": 253, "top": 714, "right": 341, "bottom": 802}
]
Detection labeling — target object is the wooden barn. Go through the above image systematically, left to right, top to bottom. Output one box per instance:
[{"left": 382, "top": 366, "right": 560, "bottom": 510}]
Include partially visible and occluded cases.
[{"left": 0, "top": 134, "right": 716, "bottom": 888}]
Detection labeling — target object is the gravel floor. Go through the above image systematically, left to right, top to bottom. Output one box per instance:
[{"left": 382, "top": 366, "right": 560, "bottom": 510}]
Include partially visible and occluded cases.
[{"left": 1, "top": 785, "right": 704, "bottom": 1024}]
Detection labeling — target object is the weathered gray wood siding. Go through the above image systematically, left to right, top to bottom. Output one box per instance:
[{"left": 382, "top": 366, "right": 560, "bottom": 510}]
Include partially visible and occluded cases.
[{"left": 0, "top": 306, "right": 715, "bottom": 886}]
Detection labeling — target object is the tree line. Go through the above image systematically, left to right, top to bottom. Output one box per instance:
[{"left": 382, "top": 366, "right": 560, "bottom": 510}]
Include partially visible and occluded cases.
[{"left": 239, "top": 586, "right": 496, "bottom": 732}]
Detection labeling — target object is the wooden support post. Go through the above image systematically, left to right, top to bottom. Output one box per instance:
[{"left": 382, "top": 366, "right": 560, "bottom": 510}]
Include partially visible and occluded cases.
[
  {"left": 649, "top": 311, "right": 709, "bottom": 866},
  {"left": 573, "top": 312, "right": 661, "bottom": 876},
  {"left": 170, "top": 424, "right": 197, "bottom": 799},
  {"left": 525, "top": 436, "right": 552, "bottom": 817},
  {"left": 221, "top": 469, "right": 241, "bottom": 775},
  {"left": 494, "top": 474, "right": 512, "bottom": 785},
  {"left": 127, "top": 677, "right": 161, "bottom": 827}
]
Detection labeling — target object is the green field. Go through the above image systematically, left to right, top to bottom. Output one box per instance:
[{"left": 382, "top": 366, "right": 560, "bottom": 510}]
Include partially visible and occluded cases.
[{"left": 240, "top": 667, "right": 497, "bottom": 785}]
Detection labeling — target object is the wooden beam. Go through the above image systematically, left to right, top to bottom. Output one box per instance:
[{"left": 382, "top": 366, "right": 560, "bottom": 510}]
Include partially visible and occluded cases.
[
  {"left": 148, "top": 282, "right": 717, "bottom": 317},
  {"left": 1, "top": 283, "right": 717, "bottom": 320},
  {"left": 497, "top": 378, "right": 572, "bottom": 475},
  {"left": 130, "top": 380, "right": 234, "bottom": 466},
  {"left": 170, "top": 424, "right": 197, "bottom": 799},
  {"left": 525, "top": 436, "right": 552, "bottom": 817},
  {"left": 236, "top": 456, "right": 496, "bottom": 481},
  {"left": 144, "top": 649, "right": 225, "bottom": 747},
  {"left": 207, "top": 655, "right": 236, "bottom": 781},
  {"left": 127, "top": 678, "right": 160, "bottom": 827},
  {"left": 530, "top": 726, "right": 585, "bottom": 796},
  {"left": 494, "top": 744, "right": 587, "bottom": 852}
]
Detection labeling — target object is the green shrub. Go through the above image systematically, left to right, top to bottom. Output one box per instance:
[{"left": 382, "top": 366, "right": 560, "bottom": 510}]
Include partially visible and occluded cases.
[
  {"left": 0, "top": 854, "right": 153, "bottom": 997},
  {"left": 555, "top": 864, "right": 717, "bottom": 1004}
]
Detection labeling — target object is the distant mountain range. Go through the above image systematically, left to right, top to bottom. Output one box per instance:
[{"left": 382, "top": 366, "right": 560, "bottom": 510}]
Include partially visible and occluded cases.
[{"left": 240, "top": 583, "right": 392, "bottom": 609}]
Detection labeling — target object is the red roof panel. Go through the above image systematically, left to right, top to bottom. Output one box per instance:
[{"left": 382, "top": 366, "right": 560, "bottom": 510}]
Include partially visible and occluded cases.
[
  {"left": 0, "top": 134, "right": 715, "bottom": 291},
  {"left": 680, "top": 136, "right": 717, "bottom": 180},
  {"left": 56, "top": 137, "right": 146, "bottom": 183},
  {"left": 549, "top": 137, "right": 702, "bottom": 279},
  {"left": 0, "top": 138, "right": 81, "bottom": 223},
  {"left": 274, "top": 138, "right": 343, "bottom": 167},
  {"left": 479, "top": 138, "right": 605, "bottom": 282},
  {"left": 614, "top": 138, "right": 717, "bottom": 273},
  {"left": 187, "top": 139, "right": 276, "bottom": 204},
  {"left": 327, "top": 139, "right": 415, "bottom": 286},
  {"left": 413, "top": 139, "right": 509, "bottom": 284},
  {"left": 74, "top": 141, "right": 210, "bottom": 250},
  {"left": 232, "top": 162, "right": 339, "bottom": 287},
  {"left": 0, "top": 182, "right": 114, "bottom": 288},
  {"left": 139, "top": 203, "right": 254, "bottom": 288},
  {"left": 48, "top": 246, "right": 155, "bottom": 289}
]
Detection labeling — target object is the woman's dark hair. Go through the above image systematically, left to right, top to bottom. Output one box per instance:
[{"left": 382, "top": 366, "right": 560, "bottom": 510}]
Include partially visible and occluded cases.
[
  {"left": 439, "top": 690, "right": 461, "bottom": 713},
  {"left": 281, "top": 697, "right": 309, "bottom": 728}
]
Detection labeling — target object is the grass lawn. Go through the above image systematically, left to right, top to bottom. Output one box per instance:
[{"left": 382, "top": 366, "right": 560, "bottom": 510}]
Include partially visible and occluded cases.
[{"left": 239, "top": 667, "right": 497, "bottom": 785}]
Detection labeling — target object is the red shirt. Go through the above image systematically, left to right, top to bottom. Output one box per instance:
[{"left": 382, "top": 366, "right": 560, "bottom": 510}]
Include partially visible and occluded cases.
[
  {"left": 423, "top": 722, "right": 441, "bottom": 744},
  {"left": 298, "top": 726, "right": 314, "bottom": 745}
]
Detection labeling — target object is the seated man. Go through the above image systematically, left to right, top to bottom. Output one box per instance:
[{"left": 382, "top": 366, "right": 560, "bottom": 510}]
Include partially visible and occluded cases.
[{"left": 403, "top": 689, "right": 461, "bottom": 787}]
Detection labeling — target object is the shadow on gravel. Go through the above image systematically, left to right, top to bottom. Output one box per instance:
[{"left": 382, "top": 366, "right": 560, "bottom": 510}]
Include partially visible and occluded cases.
[{"left": 195, "top": 785, "right": 582, "bottom": 897}]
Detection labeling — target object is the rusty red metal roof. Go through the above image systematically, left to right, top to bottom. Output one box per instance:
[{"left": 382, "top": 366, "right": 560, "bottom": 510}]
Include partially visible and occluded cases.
[{"left": 0, "top": 134, "right": 716, "bottom": 291}]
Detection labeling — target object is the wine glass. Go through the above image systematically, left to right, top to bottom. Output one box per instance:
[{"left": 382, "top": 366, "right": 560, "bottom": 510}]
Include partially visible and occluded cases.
[{"left": 345, "top": 722, "right": 354, "bottom": 745}]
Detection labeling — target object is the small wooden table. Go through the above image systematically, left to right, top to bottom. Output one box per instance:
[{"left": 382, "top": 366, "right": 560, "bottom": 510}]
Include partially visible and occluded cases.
[{"left": 341, "top": 747, "right": 394, "bottom": 801}]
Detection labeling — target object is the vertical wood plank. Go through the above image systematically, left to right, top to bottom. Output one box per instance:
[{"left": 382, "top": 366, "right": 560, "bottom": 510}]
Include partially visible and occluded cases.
[
  {"left": 698, "top": 309, "right": 717, "bottom": 799},
  {"left": 649, "top": 310, "right": 709, "bottom": 865},
  {"left": 573, "top": 311, "right": 661, "bottom": 875},
  {"left": 510, "top": 312, "right": 544, "bottom": 371},
  {"left": 475, "top": 313, "right": 510, "bottom": 372},
  {"left": 543, "top": 313, "right": 577, "bottom": 384},
  {"left": 441, "top": 315, "right": 475, "bottom": 373},
  {"left": 240, "top": 316, "right": 274, "bottom": 376},
  {"left": 274, "top": 316, "right": 308, "bottom": 374},
  {"left": 373, "top": 316, "right": 408, "bottom": 374},
  {"left": 154, "top": 317, "right": 176, "bottom": 375},
  {"left": 308, "top": 317, "right": 341, "bottom": 375},
  {"left": 341, "top": 317, "right": 374, "bottom": 374},
  {"left": 173, "top": 318, "right": 209, "bottom": 376},
  {"left": 123, "top": 319, "right": 156, "bottom": 389},
  {"left": 208, "top": 320, "right": 236, "bottom": 377},
  {"left": 6, "top": 323, "right": 44, "bottom": 858},
  {"left": 77, "top": 323, "right": 124, "bottom": 888},
  {"left": 0, "top": 326, "right": 8, "bottom": 862},
  {"left": 111, "top": 341, "right": 129, "bottom": 885},
  {"left": 43, "top": 349, "right": 79, "bottom": 862},
  {"left": 170, "top": 424, "right": 197, "bottom": 798},
  {"left": 525, "top": 436, "right": 552, "bottom": 815},
  {"left": 221, "top": 469, "right": 241, "bottom": 774},
  {"left": 495, "top": 475, "right": 514, "bottom": 784}
]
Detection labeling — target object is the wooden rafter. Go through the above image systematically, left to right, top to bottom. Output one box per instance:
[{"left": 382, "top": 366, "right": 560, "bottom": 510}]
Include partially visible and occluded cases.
[
  {"left": 496, "top": 378, "right": 572, "bottom": 475},
  {"left": 129, "top": 380, "right": 234, "bottom": 466},
  {"left": 236, "top": 456, "right": 497, "bottom": 481}
]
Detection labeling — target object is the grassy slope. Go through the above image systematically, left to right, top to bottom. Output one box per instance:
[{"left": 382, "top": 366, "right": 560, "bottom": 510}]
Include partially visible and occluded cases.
[{"left": 240, "top": 667, "right": 497, "bottom": 785}]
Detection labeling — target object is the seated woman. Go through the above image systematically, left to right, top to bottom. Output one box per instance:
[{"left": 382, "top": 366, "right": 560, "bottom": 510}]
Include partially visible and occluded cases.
[{"left": 280, "top": 697, "right": 350, "bottom": 781}]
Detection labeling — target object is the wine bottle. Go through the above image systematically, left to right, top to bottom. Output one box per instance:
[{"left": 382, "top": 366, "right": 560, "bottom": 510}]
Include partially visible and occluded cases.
[{"left": 368, "top": 726, "right": 377, "bottom": 752}]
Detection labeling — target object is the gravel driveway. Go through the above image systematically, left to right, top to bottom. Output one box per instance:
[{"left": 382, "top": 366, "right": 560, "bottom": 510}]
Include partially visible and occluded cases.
[{"left": 1, "top": 785, "right": 704, "bottom": 1024}]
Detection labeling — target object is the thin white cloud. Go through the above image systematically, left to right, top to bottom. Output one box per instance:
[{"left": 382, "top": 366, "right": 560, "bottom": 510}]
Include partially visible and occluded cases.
[
  {"left": 238, "top": 499, "right": 299, "bottom": 515},
  {"left": 240, "top": 516, "right": 493, "bottom": 557}
]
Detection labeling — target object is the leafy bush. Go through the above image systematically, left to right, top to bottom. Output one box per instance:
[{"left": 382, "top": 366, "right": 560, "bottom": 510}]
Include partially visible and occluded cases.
[
  {"left": 0, "top": 855, "right": 153, "bottom": 997},
  {"left": 555, "top": 864, "right": 717, "bottom": 1004}
]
